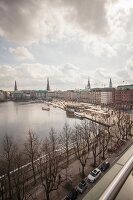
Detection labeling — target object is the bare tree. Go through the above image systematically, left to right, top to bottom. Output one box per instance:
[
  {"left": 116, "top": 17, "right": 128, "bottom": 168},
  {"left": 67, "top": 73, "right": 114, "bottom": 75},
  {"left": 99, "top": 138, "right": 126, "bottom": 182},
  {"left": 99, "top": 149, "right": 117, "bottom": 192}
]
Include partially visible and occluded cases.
[
  {"left": 113, "top": 111, "right": 133, "bottom": 142},
  {"left": 123, "top": 114, "right": 133, "bottom": 140},
  {"left": 80, "top": 120, "right": 91, "bottom": 155},
  {"left": 89, "top": 122, "right": 99, "bottom": 167},
  {"left": 60, "top": 123, "right": 71, "bottom": 180},
  {"left": 71, "top": 125, "right": 88, "bottom": 178},
  {"left": 98, "top": 126, "right": 110, "bottom": 160},
  {"left": 24, "top": 130, "right": 39, "bottom": 185},
  {"left": 38, "top": 131, "right": 62, "bottom": 200},
  {"left": 0, "top": 135, "right": 16, "bottom": 200},
  {"left": 12, "top": 148, "right": 27, "bottom": 200},
  {"left": 0, "top": 160, "right": 7, "bottom": 200}
]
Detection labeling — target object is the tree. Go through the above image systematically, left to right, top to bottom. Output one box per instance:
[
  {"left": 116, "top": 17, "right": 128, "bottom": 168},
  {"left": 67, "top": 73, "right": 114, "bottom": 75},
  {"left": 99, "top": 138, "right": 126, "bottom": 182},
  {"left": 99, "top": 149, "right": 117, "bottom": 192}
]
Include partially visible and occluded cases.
[
  {"left": 80, "top": 120, "right": 91, "bottom": 155},
  {"left": 89, "top": 122, "right": 99, "bottom": 167},
  {"left": 60, "top": 123, "right": 71, "bottom": 180},
  {"left": 71, "top": 124, "right": 88, "bottom": 178},
  {"left": 98, "top": 126, "right": 110, "bottom": 160},
  {"left": 24, "top": 130, "right": 39, "bottom": 185},
  {"left": 38, "top": 130, "right": 62, "bottom": 200},
  {"left": 0, "top": 135, "right": 16, "bottom": 200},
  {"left": 12, "top": 148, "right": 27, "bottom": 200}
]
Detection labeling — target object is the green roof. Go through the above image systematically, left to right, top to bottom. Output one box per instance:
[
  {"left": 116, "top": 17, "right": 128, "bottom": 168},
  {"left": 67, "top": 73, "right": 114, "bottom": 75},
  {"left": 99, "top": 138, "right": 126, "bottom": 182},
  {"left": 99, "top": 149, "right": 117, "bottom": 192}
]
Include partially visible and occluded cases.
[{"left": 117, "top": 84, "right": 133, "bottom": 90}]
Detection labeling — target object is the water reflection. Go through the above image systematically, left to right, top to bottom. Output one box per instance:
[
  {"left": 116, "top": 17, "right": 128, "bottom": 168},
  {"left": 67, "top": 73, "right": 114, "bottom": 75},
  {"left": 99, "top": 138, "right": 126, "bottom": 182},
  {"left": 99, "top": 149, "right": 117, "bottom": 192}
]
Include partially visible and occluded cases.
[{"left": 0, "top": 101, "right": 80, "bottom": 144}]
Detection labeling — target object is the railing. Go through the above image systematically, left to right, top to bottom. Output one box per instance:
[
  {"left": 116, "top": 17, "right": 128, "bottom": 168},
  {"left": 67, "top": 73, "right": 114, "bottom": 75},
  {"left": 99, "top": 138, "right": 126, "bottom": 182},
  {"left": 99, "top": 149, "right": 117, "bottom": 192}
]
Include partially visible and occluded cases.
[{"left": 99, "top": 155, "right": 133, "bottom": 200}]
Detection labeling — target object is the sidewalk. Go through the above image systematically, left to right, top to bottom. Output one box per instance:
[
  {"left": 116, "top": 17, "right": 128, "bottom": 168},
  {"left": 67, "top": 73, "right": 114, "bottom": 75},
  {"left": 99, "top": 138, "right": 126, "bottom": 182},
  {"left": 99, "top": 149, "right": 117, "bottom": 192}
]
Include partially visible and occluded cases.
[
  {"left": 28, "top": 139, "right": 133, "bottom": 200},
  {"left": 82, "top": 142, "right": 133, "bottom": 200}
]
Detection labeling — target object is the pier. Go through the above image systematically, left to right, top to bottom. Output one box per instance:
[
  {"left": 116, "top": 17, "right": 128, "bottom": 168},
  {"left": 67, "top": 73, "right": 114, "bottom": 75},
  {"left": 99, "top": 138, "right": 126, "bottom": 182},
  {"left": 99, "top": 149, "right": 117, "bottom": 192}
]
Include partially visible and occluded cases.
[{"left": 45, "top": 100, "right": 114, "bottom": 127}]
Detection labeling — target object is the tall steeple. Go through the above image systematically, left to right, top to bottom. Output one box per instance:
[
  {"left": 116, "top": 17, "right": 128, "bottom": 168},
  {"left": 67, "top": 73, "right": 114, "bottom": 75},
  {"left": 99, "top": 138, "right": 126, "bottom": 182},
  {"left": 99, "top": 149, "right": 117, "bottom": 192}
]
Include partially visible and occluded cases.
[
  {"left": 46, "top": 77, "right": 50, "bottom": 91},
  {"left": 87, "top": 78, "right": 91, "bottom": 90},
  {"left": 109, "top": 78, "right": 112, "bottom": 88},
  {"left": 14, "top": 80, "right": 18, "bottom": 91}
]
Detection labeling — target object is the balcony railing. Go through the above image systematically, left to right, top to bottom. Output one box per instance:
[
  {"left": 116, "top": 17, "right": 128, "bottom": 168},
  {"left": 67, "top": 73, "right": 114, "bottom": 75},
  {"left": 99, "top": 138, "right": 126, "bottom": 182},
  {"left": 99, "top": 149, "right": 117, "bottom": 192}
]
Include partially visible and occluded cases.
[{"left": 99, "top": 155, "right": 133, "bottom": 200}]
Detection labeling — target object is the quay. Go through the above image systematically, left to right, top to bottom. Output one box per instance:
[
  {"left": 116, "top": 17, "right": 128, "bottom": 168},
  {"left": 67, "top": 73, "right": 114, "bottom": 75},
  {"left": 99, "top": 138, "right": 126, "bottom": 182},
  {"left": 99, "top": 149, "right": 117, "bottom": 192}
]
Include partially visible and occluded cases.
[
  {"left": 45, "top": 100, "right": 114, "bottom": 127},
  {"left": 83, "top": 143, "right": 133, "bottom": 200}
]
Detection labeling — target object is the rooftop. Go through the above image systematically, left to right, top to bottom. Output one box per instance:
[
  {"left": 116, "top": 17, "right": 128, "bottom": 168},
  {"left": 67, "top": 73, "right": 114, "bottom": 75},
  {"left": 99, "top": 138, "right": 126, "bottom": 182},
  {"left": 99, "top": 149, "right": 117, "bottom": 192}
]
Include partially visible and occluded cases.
[{"left": 117, "top": 84, "right": 133, "bottom": 90}]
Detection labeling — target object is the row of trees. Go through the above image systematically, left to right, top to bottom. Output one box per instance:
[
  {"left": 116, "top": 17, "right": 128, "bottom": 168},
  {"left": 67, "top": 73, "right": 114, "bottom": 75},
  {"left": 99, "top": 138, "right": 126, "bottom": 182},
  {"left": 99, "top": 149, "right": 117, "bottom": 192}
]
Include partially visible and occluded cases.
[{"left": 0, "top": 111, "right": 132, "bottom": 200}]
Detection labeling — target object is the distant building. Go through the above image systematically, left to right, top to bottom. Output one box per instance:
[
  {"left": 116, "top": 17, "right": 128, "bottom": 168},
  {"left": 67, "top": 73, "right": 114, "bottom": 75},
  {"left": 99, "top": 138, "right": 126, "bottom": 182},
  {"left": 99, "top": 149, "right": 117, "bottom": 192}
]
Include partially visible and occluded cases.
[
  {"left": 46, "top": 77, "right": 50, "bottom": 91},
  {"left": 85, "top": 78, "right": 91, "bottom": 90},
  {"left": 109, "top": 78, "right": 112, "bottom": 88},
  {"left": 14, "top": 80, "right": 18, "bottom": 91},
  {"left": 115, "top": 84, "right": 133, "bottom": 106},
  {"left": 117, "top": 84, "right": 133, "bottom": 90},
  {"left": 0, "top": 90, "right": 6, "bottom": 102},
  {"left": 34, "top": 90, "right": 47, "bottom": 100},
  {"left": 101, "top": 90, "right": 113, "bottom": 105},
  {"left": 12, "top": 91, "right": 23, "bottom": 101}
]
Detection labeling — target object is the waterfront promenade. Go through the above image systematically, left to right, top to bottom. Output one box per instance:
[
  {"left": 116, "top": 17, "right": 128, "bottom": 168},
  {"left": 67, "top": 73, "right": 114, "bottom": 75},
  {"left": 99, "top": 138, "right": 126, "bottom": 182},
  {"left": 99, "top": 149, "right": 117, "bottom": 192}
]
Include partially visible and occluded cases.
[{"left": 82, "top": 143, "right": 133, "bottom": 200}]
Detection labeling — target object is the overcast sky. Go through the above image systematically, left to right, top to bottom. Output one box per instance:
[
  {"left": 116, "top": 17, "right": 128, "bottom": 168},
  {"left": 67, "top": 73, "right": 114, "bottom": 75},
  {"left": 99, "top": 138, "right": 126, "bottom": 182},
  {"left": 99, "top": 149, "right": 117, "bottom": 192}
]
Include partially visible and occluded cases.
[{"left": 0, "top": 0, "right": 133, "bottom": 91}]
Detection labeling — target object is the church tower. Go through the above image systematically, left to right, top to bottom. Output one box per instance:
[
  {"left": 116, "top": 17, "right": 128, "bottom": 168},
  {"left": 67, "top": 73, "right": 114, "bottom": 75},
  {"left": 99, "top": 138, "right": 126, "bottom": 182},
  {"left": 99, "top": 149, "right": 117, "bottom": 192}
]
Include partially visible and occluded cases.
[
  {"left": 46, "top": 77, "right": 50, "bottom": 91},
  {"left": 85, "top": 78, "right": 91, "bottom": 90},
  {"left": 87, "top": 78, "right": 91, "bottom": 90},
  {"left": 109, "top": 78, "right": 112, "bottom": 88},
  {"left": 14, "top": 80, "right": 18, "bottom": 91}
]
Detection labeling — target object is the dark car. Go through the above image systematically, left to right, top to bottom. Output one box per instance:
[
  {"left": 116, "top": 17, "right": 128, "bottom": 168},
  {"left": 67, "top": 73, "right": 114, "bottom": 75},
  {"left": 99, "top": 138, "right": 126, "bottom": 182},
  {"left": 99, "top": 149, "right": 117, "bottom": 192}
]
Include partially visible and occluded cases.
[
  {"left": 100, "top": 161, "right": 110, "bottom": 171},
  {"left": 76, "top": 180, "right": 87, "bottom": 194},
  {"left": 65, "top": 188, "right": 78, "bottom": 200}
]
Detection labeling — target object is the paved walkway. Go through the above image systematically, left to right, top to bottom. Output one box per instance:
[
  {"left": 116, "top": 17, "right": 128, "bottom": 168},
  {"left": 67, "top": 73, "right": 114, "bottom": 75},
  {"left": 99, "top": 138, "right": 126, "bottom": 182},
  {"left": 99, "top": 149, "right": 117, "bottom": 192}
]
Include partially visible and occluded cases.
[{"left": 82, "top": 143, "right": 133, "bottom": 200}]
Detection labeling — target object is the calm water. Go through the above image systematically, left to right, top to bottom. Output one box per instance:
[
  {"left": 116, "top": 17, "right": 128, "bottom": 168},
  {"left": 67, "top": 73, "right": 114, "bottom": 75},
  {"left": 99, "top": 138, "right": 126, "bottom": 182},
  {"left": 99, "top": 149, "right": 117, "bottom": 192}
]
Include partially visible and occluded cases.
[{"left": 0, "top": 101, "right": 80, "bottom": 145}]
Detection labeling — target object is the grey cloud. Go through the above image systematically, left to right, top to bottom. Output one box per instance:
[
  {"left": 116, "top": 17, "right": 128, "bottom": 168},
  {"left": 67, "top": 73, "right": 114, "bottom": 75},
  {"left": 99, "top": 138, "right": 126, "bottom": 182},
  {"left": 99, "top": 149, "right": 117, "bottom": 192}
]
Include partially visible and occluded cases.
[
  {"left": 0, "top": 0, "right": 116, "bottom": 44},
  {"left": 0, "top": 0, "right": 43, "bottom": 44},
  {"left": 62, "top": 0, "right": 108, "bottom": 34}
]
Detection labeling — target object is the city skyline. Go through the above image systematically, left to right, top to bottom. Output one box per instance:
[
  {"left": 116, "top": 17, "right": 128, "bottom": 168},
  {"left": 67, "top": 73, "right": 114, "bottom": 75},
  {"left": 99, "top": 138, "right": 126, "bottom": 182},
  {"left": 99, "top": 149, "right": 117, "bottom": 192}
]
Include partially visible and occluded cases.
[{"left": 0, "top": 0, "right": 133, "bottom": 91}]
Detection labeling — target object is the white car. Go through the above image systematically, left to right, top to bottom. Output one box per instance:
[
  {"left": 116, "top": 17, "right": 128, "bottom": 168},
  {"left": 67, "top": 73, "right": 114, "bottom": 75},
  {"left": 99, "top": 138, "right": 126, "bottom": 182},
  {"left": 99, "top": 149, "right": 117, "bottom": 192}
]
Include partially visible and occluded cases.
[{"left": 88, "top": 168, "right": 101, "bottom": 182}]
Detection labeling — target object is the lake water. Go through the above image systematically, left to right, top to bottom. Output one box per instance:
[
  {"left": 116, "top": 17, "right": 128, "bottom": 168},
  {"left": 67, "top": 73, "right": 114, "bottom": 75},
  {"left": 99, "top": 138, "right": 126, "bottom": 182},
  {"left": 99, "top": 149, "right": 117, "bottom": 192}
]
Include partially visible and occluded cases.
[{"left": 0, "top": 101, "right": 80, "bottom": 145}]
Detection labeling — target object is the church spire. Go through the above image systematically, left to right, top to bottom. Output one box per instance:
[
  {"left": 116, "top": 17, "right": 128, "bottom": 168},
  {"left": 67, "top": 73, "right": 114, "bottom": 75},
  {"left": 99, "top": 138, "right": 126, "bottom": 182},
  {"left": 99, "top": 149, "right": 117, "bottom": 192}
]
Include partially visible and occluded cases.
[
  {"left": 46, "top": 77, "right": 50, "bottom": 91},
  {"left": 85, "top": 77, "right": 91, "bottom": 90},
  {"left": 87, "top": 78, "right": 91, "bottom": 89},
  {"left": 109, "top": 78, "right": 112, "bottom": 88},
  {"left": 14, "top": 80, "right": 18, "bottom": 91}
]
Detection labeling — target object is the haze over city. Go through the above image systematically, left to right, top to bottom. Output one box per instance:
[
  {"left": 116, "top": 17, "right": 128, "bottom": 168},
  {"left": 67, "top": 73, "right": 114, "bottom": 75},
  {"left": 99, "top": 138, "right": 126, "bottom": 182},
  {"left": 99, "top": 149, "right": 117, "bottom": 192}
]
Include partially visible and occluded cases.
[{"left": 0, "top": 0, "right": 133, "bottom": 90}]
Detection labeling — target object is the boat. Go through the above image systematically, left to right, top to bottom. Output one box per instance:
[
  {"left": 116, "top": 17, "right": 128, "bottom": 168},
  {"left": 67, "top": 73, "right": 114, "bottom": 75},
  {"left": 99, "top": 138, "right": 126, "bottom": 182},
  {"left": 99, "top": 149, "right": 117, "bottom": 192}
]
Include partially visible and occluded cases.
[
  {"left": 42, "top": 107, "right": 50, "bottom": 111},
  {"left": 66, "top": 108, "right": 75, "bottom": 113},
  {"left": 74, "top": 112, "right": 84, "bottom": 119}
]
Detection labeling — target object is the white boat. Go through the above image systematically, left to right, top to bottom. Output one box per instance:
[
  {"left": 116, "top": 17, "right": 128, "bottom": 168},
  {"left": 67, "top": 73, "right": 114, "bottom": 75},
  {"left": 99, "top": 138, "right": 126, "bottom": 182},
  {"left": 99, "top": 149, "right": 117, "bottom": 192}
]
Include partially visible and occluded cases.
[
  {"left": 42, "top": 107, "right": 50, "bottom": 111},
  {"left": 66, "top": 108, "right": 75, "bottom": 113},
  {"left": 74, "top": 112, "right": 84, "bottom": 119}
]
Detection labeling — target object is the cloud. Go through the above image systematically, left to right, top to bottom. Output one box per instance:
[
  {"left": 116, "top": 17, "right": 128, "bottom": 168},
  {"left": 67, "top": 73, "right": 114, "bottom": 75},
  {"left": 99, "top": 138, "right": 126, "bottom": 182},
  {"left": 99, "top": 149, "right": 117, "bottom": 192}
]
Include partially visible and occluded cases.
[
  {"left": 0, "top": 0, "right": 118, "bottom": 45},
  {"left": 61, "top": 0, "right": 109, "bottom": 35},
  {"left": 9, "top": 47, "right": 34, "bottom": 60},
  {"left": 115, "top": 55, "right": 133, "bottom": 85},
  {"left": 126, "top": 56, "right": 133, "bottom": 71},
  {"left": 0, "top": 61, "right": 132, "bottom": 91},
  {"left": 0, "top": 63, "right": 87, "bottom": 90},
  {"left": 117, "top": 70, "right": 130, "bottom": 79}
]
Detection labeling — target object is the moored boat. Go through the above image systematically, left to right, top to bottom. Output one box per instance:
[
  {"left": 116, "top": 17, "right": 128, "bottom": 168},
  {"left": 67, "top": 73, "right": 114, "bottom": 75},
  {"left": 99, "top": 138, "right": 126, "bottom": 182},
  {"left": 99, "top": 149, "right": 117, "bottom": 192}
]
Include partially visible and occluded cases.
[
  {"left": 42, "top": 107, "right": 50, "bottom": 111},
  {"left": 74, "top": 112, "right": 84, "bottom": 119}
]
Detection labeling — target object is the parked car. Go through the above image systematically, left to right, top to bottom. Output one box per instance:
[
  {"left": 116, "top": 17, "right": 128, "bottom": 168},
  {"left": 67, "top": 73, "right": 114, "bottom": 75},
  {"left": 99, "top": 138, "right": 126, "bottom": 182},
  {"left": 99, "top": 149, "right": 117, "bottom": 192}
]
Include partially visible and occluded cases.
[
  {"left": 99, "top": 161, "right": 110, "bottom": 172},
  {"left": 88, "top": 168, "right": 101, "bottom": 182},
  {"left": 76, "top": 180, "right": 87, "bottom": 194},
  {"left": 64, "top": 188, "right": 78, "bottom": 200}
]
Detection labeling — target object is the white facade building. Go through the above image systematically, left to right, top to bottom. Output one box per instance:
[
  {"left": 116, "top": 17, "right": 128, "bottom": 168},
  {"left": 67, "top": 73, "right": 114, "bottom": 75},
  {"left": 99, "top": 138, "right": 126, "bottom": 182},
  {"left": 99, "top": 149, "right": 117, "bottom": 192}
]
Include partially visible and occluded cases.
[{"left": 101, "top": 91, "right": 113, "bottom": 105}]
